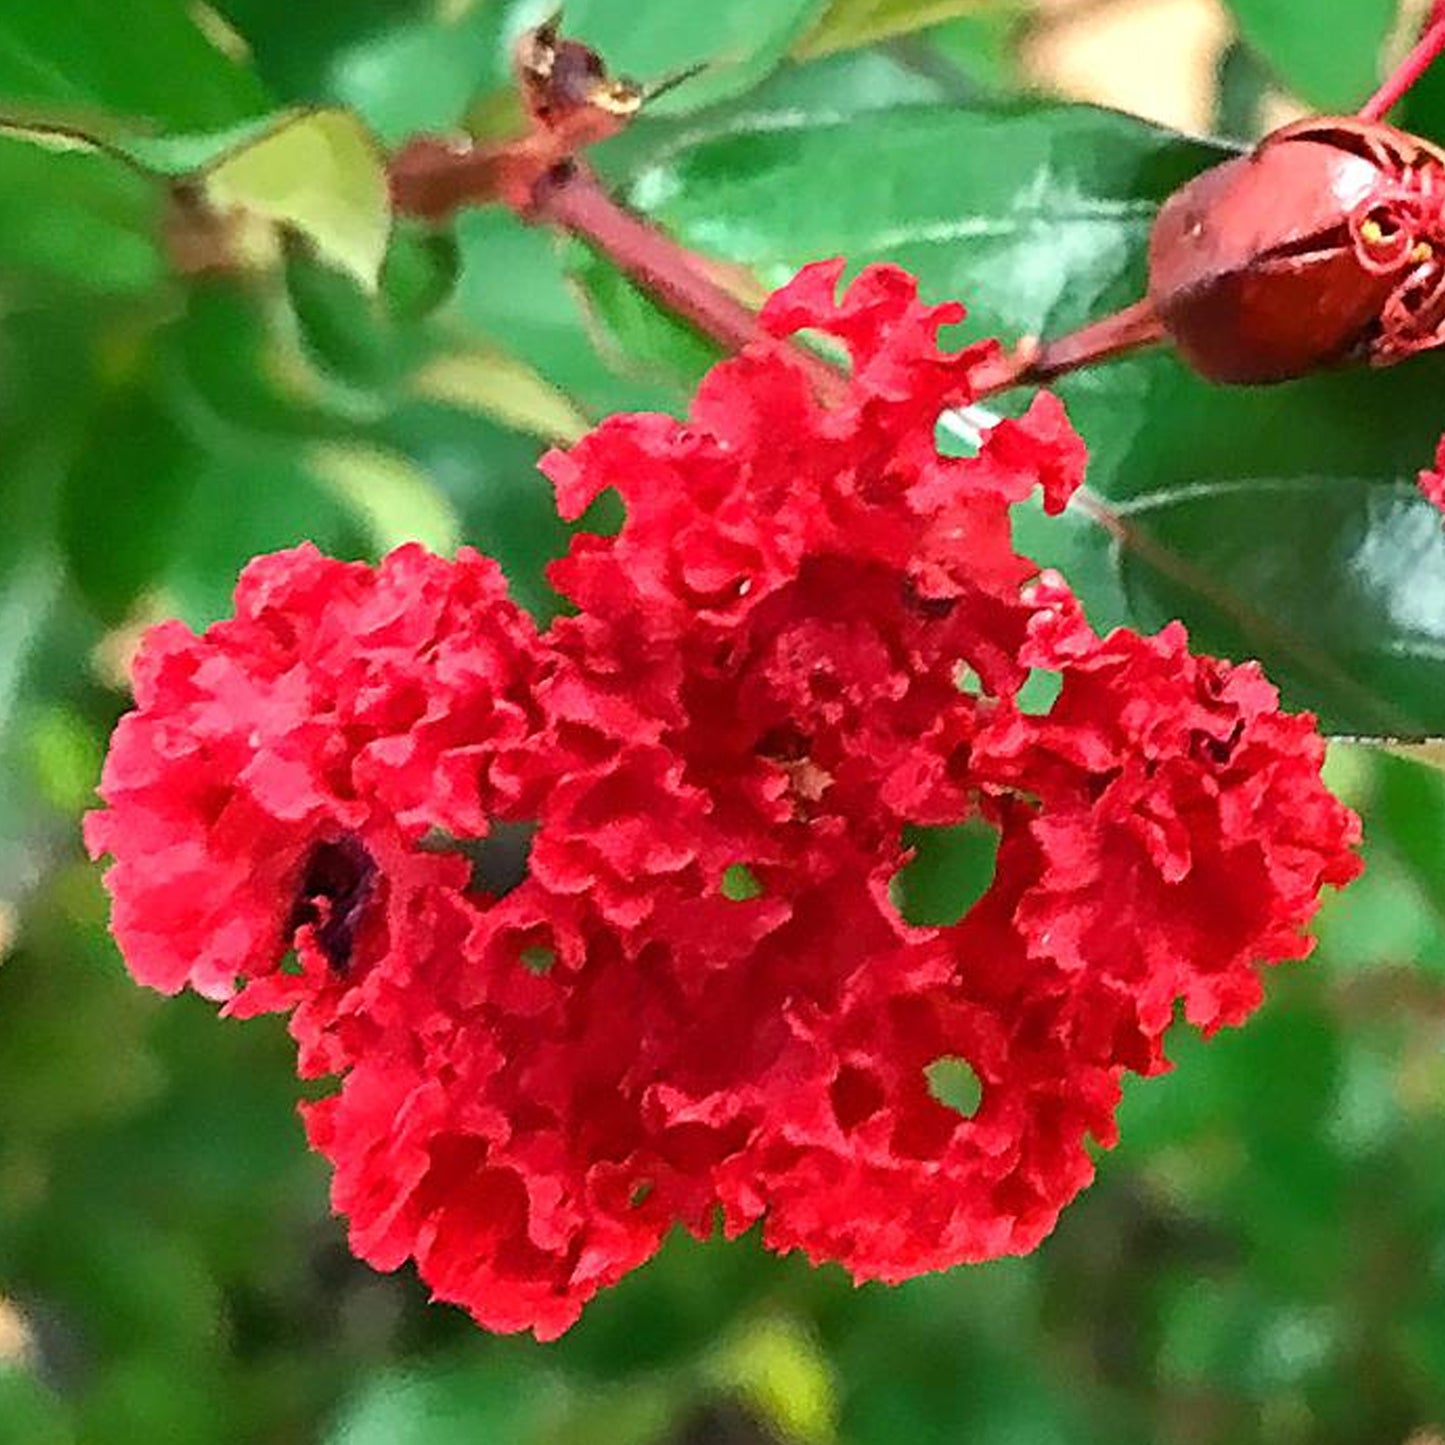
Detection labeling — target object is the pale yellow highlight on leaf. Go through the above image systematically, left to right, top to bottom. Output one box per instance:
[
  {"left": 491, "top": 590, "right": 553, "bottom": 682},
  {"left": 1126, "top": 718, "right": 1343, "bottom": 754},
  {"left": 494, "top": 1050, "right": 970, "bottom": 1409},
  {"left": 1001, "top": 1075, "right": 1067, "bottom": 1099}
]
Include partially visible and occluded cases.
[
  {"left": 793, "top": 0, "right": 988, "bottom": 59},
  {"left": 1024, "top": 0, "right": 1231, "bottom": 136},
  {"left": 189, "top": 1, "right": 252, "bottom": 63},
  {"left": 205, "top": 110, "right": 392, "bottom": 291},
  {"left": 0, "top": 122, "right": 97, "bottom": 154},
  {"left": 412, "top": 350, "right": 592, "bottom": 444},
  {"left": 308, "top": 443, "right": 461, "bottom": 556},
  {"left": 90, "top": 593, "right": 174, "bottom": 693},
  {"left": 1386, "top": 740, "right": 1445, "bottom": 775},
  {"left": 0, "top": 1294, "right": 33, "bottom": 1366},
  {"left": 705, "top": 1315, "right": 838, "bottom": 1444}
]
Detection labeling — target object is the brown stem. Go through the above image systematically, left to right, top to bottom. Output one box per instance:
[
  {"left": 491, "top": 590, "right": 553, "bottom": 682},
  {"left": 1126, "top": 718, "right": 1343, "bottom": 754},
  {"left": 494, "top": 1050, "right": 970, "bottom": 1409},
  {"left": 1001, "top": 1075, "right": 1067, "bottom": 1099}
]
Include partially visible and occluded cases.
[
  {"left": 390, "top": 137, "right": 517, "bottom": 220},
  {"left": 530, "top": 164, "right": 849, "bottom": 405},
  {"left": 971, "top": 297, "right": 1167, "bottom": 399}
]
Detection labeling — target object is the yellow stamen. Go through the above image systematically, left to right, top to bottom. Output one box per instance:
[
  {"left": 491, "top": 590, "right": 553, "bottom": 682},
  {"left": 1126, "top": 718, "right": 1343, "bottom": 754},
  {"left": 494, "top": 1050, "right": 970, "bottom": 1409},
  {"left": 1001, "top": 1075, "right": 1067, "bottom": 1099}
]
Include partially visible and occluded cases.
[{"left": 591, "top": 79, "right": 643, "bottom": 117}]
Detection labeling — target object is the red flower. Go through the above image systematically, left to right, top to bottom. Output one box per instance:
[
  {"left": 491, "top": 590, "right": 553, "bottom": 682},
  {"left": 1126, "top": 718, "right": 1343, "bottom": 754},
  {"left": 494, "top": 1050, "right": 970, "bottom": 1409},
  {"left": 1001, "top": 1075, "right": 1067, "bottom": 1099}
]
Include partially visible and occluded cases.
[
  {"left": 88, "top": 261, "right": 1360, "bottom": 1339},
  {"left": 1419, "top": 433, "right": 1445, "bottom": 513},
  {"left": 84, "top": 543, "right": 543, "bottom": 1015}
]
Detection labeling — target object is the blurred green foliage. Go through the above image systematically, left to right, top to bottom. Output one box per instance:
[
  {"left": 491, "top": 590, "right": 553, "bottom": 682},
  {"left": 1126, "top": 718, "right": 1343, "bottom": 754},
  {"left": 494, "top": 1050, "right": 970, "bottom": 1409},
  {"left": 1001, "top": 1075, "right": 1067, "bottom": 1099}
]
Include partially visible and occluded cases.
[{"left": 3, "top": 1, "right": 1445, "bottom": 1442}]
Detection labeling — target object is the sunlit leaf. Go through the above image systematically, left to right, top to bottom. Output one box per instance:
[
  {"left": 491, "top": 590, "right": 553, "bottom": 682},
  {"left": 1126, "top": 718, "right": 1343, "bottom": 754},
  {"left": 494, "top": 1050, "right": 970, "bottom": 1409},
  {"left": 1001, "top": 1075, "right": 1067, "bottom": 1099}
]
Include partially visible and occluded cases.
[
  {"left": 0, "top": 0, "right": 266, "bottom": 128},
  {"left": 792, "top": 0, "right": 988, "bottom": 59},
  {"left": 194, "top": 110, "right": 392, "bottom": 290},
  {"left": 411, "top": 349, "right": 590, "bottom": 444},
  {"left": 307, "top": 442, "right": 461, "bottom": 555},
  {"left": 705, "top": 1316, "right": 838, "bottom": 1445}
]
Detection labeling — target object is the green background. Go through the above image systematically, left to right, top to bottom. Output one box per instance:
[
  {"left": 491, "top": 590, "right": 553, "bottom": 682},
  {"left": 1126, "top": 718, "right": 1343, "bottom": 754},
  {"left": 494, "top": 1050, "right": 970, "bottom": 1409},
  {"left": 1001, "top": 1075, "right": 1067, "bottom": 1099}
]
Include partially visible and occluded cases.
[{"left": 4, "top": 1, "right": 1445, "bottom": 1441}]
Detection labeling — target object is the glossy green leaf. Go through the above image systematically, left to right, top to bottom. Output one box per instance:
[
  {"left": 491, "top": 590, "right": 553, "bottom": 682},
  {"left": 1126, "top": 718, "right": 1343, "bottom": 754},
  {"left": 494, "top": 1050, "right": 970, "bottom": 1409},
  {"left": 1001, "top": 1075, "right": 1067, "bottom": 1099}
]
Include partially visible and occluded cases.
[
  {"left": 0, "top": 0, "right": 266, "bottom": 128},
  {"left": 217, "top": 0, "right": 509, "bottom": 141},
  {"left": 563, "top": 0, "right": 831, "bottom": 113},
  {"left": 793, "top": 0, "right": 989, "bottom": 59},
  {"left": 1222, "top": 0, "right": 1397, "bottom": 111},
  {"left": 917, "top": 11, "right": 1026, "bottom": 97},
  {"left": 620, "top": 101, "right": 1445, "bottom": 736},
  {"left": 1, "top": 107, "right": 392, "bottom": 289},
  {"left": 0, "top": 136, "right": 161, "bottom": 296},
  {"left": 282, "top": 247, "right": 428, "bottom": 393},
  {"left": 567, "top": 247, "right": 724, "bottom": 396},
  {"left": 165, "top": 281, "right": 355, "bottom": 441},
  {"left": 60, "top": 381, "right": 200, "bottom": 622},
  {"left": 161, "top": 447, "right": 367, "bottom": 628},
  {"left": 1371, "top": 751, "right": 1445, "bottom": 927},
  {"left": 893, "top": 821, "right": 1000, "bottom": 926}
]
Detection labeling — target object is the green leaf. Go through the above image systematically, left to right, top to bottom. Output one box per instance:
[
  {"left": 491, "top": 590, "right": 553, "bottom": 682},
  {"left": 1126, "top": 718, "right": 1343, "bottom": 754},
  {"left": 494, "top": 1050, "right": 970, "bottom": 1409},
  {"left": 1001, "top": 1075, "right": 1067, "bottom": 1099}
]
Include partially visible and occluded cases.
[
  {"left": 0, "top": 0, "right": 267, "bottom": 129},
  {"left": 216, "top": 0, "right": 509, "bottom": 141},
  {"left": 563, "top": 0, "right": 831, "bottom": 113},
  {"left": 793, "top": 0, "right": 989, "bottom": 59},
  {"left": 1222, "top": 0, "right": 1397, "bottom": 111},
  {"left": 922, "top": 12, "right": 1026, "bottom": 97},
  {"left": 1213, "top": 39, "right": 1275, "bottom": 142},
  {"left": 620, "top": 101, "right": 1445, "bottom": 736},
  {"left": 2, "top": 107, "right": 392, "bottom": 290},
  {"left": 198, "top": 109, "right": 391, "bottom": 290},
  {"left": 0, "top": 135, "right": 161, "bottom": 297},
  {"left": 450, "top": 208, "right": 685, "bottom": 417},
  {"left": 381, "top": 226, "right": 462, "bottom": 323},
  {"left": 567, "top": 245, "right": 724, "bottom": 396},
  {"left": 283, "top": 246, "right": 416, "bottom": 390},
  {"left": 165, "top": 282, "right": 355, "bottom": 441},
  {"left": 411, "top": 348, "right": 591, "bottom": 444},
  {"left": 60, "top": 381, "right": 200, "bottom": 622},
  {"left": 375, "top": 400, "right": 572, "bottom": 621},
  {"left": 307, "top": 442, "right": 460, "bottom": 556},
  {"left": 161, "top": 445, "right": 368, "bottom": 628},
  {"left": 1387, "top": 739, "right": 1445, "bottom": 774},
  {"left": 1371, "top": 751, "right": 1445, "bottom": 929},
  {"left": 892, "top": 821, "right": 1000, "bottom": 927},
  {"left": 720, "top": 864, "right": 764, "bottom": 901},
  {"left": 925, "top": 1055, "right": 983, "bottom": 1118},
  {"left": 325, "top": 1360, "right": 565, "bottom": 1445},
  {"left": 0, "top": 1366, "right": 74, "bottom": 1445}
]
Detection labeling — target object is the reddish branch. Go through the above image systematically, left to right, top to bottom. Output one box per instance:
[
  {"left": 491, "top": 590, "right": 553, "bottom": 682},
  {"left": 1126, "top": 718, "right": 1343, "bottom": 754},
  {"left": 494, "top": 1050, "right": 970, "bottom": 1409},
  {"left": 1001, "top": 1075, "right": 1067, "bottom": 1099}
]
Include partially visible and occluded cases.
[
  {"left": 1360, "top": 7, "right": 1445, "bottom": 121},
  {"left": 532, "top": 165, "right": 848, "bottom": 404}
]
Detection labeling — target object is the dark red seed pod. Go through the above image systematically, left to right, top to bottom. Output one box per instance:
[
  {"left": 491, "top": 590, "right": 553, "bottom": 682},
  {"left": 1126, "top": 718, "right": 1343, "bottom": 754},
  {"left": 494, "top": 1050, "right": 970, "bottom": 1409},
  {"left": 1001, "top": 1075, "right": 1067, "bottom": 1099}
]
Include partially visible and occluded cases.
[{"left": 1147, "top": 117, "right": 1445, "bottom": 383}]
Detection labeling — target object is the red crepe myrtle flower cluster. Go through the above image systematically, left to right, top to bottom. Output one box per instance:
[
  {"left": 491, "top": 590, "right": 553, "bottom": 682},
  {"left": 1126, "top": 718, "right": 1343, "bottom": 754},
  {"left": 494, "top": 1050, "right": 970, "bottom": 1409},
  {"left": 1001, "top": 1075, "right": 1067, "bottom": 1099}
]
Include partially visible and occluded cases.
[{"left": 87, "top": 261, "right": 1361, "bottom": 1339}]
